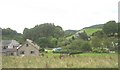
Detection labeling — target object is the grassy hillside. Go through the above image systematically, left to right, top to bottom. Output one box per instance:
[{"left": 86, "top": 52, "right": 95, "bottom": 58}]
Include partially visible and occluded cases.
[
  {"left": 66, "top": 24, "right": 103, "bottom": 39},
  {"left": 81, "top": 24, "right": 103, "bottom": 35},
  {"left": 83, "top": 24, "right": 104, "bottom": 29},
  {"left": 66, "top": 28, "right": 102, "bottom": 40},
  {"left": 81, "top": 28, "right": 102, "bottom": 36},
  {"left": 64, "top": 30, "right": 78, "bottom": 37},
  {"left": 2, "top": 53, "right": 118, "bottom": 68}
]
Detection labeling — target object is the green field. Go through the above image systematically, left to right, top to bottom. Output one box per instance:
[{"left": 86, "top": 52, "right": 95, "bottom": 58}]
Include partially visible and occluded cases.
[
  {"left": 66, "top": 28, "right": 102, "bottom": 39},
  {"left": 82, "top": 28, "right": 102, "bottom": 35},
  {"left": 2, "top": 53, "right": 118, "bottom": 68}
]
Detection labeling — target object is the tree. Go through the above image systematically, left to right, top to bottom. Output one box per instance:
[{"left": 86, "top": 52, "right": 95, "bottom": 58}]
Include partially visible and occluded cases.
[
  {"left": 103, "top": 21, "right": 118, "bottom": 36},
  {"left": 23, "top": 23, "right": 64, "bottom": 48},
  {"left": 54, "top": 26, "right": 64, "bottom": 38},
  {"left": 2, "top": 28, "right": 24, "bottom": 43},
  {"left": 2, "top": 28, "right": 17, "bottom": 35},
  {"left": 23, "top": 28, "right": 30, "bottom": 40},
  {"left": 92, "top": 30, "right": 106, "bottom": 38},
  {"left": 78, "top": 31, "right": 88, "bottom": 40},
  {"left": 72, "top": 36, "right": 75, "bottom": 40},
  {"left": 91, "top": 36, "right": 102, "bottom": 48},
  {"left": 36, "top": 37, "right": 49, "bottom": 48},
  {"left": 50, "top": 37, "right": 58, "bottom": 48},
  {"left": 102, "top": 37, "right": 112, "bottom": 48},
  {"left": 57, "top": 38, "right": 70, "bottom": 47},
  {"left": 66, "top": 39, "right": 84, "bottom": 51},
  {"left": 81, "top": 42, "right": 92, "bottom": 52}
]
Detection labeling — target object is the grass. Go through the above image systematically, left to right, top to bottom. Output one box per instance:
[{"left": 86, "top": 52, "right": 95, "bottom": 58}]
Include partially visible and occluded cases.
[
  {"left": 66, "top": 28, "right": 102, "bottom": 40},
  {"left": 82, "top": 28, "right": 102, "bottom": 35},
  {"left": 2, "top": 53, "right": 118, "bottom": 68}
]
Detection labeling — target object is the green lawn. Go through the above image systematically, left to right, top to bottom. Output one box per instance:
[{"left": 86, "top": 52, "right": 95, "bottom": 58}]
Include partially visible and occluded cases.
[{"left": 2, "top": 53, "right": 118, "bottom": 68}]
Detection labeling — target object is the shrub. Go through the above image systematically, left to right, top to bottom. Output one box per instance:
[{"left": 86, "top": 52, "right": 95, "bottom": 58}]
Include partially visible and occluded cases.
[
  {"left": 81, "top": 42, "right": 92, "bottom": 52},
  {"left": 39, "top": 48, "right": 45, "bottom": 53},
  {"left": 92, "top": 48, "right": 109, "bottom": 53},
  {"left": 53, "top": 49, "right": 82, "bottom": 55}
]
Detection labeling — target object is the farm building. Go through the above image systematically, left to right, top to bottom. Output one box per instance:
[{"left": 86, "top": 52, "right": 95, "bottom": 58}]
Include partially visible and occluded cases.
[
  {"left": 0, "top": 39, "right": 41, "bottom": 56},
  {"left": 17, "top": 39, "right": 40, "bottom": 56},
  {"left": 0, "top": 40, "right": 20, "bottom": 56}
]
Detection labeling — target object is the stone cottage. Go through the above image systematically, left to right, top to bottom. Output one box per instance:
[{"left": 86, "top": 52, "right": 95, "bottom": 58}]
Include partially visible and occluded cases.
[
  {"left": 17, "top": 39, "right": 40, "bottom": 56},
  {"left": 0, "top": 40, "right": 20, "bottom": 56}
]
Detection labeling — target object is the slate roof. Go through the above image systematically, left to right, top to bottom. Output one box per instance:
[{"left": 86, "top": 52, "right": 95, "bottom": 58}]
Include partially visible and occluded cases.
[
  {"left": 17, "top": 39, "right": 40, "bottom": 50},
  {"left": 0, "top": 40, "right": 19, "bottom": 46},
  {"left": 0, "top": 40, "right": 19, "bottom": 53}
]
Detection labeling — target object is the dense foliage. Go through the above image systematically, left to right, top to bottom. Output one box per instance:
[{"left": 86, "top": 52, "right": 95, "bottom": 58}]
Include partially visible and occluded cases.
[
  {"left": 103, "top": 21, "right": 118, "bottom": 36},
  {"left": 23, "top": 23, "right": 64, "bottom": 48},
  {"left": 1, "top": 28, "right": 24, "bottom": 43}
]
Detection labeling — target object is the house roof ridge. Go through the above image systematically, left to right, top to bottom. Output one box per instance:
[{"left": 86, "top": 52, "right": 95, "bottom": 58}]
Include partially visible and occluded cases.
[
  {"left": 1, "top": 39, "right": 19, "bottom": 46},
  {"left": 27, "top": 39, "right": 40, "bottom": 48}
]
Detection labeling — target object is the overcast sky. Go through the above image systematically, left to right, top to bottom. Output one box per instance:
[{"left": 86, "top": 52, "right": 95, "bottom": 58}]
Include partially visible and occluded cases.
[{"left": 0, "top": 0, "right": 119, "bottom": 33}]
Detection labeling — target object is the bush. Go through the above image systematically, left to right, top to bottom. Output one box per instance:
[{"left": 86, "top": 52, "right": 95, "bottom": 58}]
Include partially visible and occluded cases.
[
  {"left": 65, "top": 39, "right": 84, "bottom": 51},
  {"left": 81, "top": 42, "right": 92, "bottom": 52},
  {"left": 39, "top": 48, "right": 45, "bottom": 53},
  {"left": 92, "top": 48, "right": 109, "bottom": 53},
  {"left": 53, "top": 49, "right": 83, "bottom": 54}
]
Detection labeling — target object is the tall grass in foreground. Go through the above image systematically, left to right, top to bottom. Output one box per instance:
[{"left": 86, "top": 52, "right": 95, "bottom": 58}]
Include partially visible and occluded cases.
[{"left": 2, "top": 53, "right": 118, "bottom": 68}]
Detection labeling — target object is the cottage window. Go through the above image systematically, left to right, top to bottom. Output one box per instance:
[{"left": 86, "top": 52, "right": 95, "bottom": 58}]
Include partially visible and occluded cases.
[
  {"left": 26, "top": 44, "right": 28, "bottom": 47},
  {"left": 3, "top": 46, "right": 7, "bottom": 49},
  {"left": 3, "top": 47, "right": 6, "bottom": 49},
  {"left": 20, "top": 51, "right": 25, "bottom": 54},
  {"left": 31, "top": 51, "right": 34, "bottom": 54},
  {"left": 10, "top": 53, "right": 14, "bottom": 56}
]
